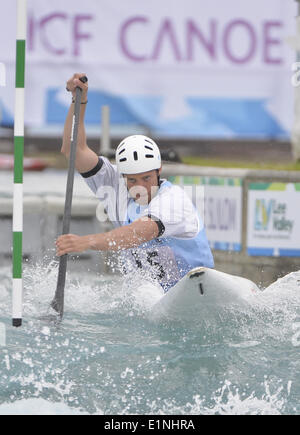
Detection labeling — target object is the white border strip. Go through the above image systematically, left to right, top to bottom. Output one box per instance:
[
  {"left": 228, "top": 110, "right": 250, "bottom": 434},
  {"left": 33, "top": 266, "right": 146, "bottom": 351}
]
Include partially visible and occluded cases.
[
  {"left": 16, "top": 0, "right": 27, "bottom": 40},
  {"left": 13, "top": 184, "right": 23, "bottom": 232},
  {"left": 12, "top": 279, "right": 23, "bottom": 319}
]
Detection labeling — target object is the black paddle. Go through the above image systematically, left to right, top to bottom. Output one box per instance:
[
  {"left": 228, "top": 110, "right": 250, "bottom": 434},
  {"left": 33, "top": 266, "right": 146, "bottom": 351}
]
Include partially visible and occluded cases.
[{"left": 51, "top": 75, "right": 88, "bottom": 319}]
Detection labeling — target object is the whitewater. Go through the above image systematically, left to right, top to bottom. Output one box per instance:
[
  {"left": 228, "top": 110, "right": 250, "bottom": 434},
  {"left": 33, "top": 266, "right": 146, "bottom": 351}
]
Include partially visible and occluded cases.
[{"left": 0, "top": 259, "right": 299, "bottom": 415}]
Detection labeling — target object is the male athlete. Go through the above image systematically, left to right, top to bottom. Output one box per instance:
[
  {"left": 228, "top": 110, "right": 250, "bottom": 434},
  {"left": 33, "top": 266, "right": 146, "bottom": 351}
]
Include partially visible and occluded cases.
[{"left": 56, "top": 73, "right": 214, "bottom": 291}]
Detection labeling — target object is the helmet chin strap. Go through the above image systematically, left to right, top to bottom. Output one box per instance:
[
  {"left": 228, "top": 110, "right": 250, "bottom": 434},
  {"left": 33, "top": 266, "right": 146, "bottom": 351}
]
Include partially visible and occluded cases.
[{"left": 156, "top": 169, "right": 161, "bottom": 186}]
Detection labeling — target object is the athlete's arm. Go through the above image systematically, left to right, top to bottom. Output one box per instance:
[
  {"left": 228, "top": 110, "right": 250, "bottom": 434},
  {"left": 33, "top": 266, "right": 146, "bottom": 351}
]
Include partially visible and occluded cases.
[
  {"left": 61, "top": 73, "right": 98, "bottom": 173},
  {"left": 55, "top": 217, "right": 159, "bottom": 256}
]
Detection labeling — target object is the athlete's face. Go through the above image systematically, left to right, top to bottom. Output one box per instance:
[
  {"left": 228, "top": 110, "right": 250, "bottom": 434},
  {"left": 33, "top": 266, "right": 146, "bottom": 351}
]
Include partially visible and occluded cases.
[{"left": 124, "top": 168, "right": 162, "bottom": 205}]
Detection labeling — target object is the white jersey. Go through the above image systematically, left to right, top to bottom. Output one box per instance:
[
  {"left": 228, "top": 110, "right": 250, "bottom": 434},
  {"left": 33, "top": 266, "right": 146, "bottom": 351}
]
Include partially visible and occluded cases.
[{"left": 81, "top": 157, "right": 214, "bottom": 291}]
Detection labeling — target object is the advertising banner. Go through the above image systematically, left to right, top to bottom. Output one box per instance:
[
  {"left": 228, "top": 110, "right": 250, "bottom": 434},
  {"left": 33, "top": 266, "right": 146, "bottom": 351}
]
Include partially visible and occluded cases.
[
  {"left": 0, "top": 0, "right": 296, "bottom": 138},
  {"left": 247, "top": 182, "right": 300, "bottom": 256}
]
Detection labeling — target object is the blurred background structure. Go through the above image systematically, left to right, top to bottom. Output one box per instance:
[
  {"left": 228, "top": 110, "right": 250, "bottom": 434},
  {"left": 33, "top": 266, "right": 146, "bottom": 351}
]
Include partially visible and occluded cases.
[{"left": 0, "top": 0, "right": 300, "bottom": 286}]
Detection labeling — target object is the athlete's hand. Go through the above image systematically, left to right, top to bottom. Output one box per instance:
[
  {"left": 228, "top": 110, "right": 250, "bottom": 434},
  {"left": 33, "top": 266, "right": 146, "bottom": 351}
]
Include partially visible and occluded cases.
[
  {"left": 66, "top": 73, "right": 88, "bottom": 101},
  {"left": 55, "top": 233, "right": 91, "bottom": 256}
]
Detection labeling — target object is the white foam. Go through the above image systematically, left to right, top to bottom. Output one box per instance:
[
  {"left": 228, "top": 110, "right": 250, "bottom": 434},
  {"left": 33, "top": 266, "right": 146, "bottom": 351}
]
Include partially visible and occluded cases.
[
  {"left": 263, "top": 270, "right": 300, "bottom": 294},
  {"left": 123, "top": 279, "right": 164, "bottom": 312},
  {"left": 0, "top": 398, "right": 89, "bottom": 415}
]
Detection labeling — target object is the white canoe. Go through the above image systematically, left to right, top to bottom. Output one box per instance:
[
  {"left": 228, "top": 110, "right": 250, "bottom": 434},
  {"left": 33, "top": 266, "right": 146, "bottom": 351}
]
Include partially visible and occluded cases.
[{"left": 151, "top": 267, "right": 259, "bottom": 320}]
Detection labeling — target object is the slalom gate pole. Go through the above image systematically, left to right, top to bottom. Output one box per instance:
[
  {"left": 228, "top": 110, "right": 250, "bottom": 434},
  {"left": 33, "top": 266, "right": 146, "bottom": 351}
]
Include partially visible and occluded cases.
[{"left": 12, "top": 0, "right": 27, "bottom": 327}]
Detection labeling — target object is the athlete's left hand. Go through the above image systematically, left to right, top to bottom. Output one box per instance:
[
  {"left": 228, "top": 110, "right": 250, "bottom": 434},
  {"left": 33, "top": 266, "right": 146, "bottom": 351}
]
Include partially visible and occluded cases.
[{"left": 55, "top": 234, "right": 90, "bottom": 256}]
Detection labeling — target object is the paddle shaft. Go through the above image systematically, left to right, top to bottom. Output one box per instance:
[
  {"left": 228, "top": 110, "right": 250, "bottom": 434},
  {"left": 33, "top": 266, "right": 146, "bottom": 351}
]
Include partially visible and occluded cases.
[{"left": 51, "top": 76, "right": 87, "bottom": 318}]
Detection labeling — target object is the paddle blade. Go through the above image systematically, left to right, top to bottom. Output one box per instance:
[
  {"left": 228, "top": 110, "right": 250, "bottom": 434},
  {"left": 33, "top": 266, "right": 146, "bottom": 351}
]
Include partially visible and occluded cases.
[{"left": 51, "top": 254, "right": 67, "bottom": 317}]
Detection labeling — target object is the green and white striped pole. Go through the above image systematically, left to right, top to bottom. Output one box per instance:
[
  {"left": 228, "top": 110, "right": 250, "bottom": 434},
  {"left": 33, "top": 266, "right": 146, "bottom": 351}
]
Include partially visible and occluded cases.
[{"left": 12, "top": 0, "right": 27, "bottom": 327}]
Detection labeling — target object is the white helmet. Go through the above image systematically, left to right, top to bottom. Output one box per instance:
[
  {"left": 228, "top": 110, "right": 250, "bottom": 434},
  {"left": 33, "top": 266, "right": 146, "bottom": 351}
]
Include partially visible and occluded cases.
[{"left": 115, "top": 135, "right": 161, "bottom": 174}]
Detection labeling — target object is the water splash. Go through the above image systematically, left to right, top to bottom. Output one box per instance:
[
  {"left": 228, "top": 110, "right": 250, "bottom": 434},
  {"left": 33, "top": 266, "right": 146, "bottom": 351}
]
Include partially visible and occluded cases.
[
  {"left": 0, "top": 263, "right": 299, "bottom": 415},
  {"left": 184, "top": 379, "right": 291, "bottom": 415}
]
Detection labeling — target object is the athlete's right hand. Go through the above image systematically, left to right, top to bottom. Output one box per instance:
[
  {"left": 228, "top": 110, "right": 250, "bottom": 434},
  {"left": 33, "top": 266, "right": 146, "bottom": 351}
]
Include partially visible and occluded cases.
[{"left": 66, "top": 73, "right": 88, "bottom": 102}]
